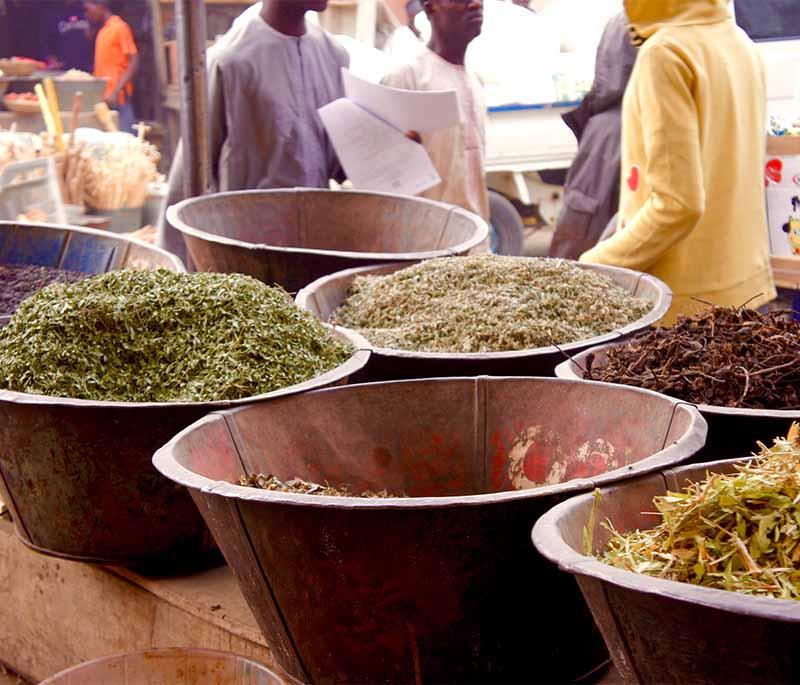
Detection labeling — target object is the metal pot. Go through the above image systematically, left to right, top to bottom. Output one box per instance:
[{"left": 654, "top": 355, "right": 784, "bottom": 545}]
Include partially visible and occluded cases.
[
  {"left": 166, "top": 188, "right": 489, "bottom": 291},
  {"left": 296, "top": 260, "right": 671, "bottom": 381},
  {"left": 0, "top": 327, "right": 370, "bottom": 570},
  {"left": 154, "top": 376, "right": 705, "bottom": 683},
  {"left": 533, "top": 456, "right": 800, "bottom": 685}
]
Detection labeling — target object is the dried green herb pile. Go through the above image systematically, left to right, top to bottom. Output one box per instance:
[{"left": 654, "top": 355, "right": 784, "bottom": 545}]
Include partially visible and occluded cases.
[
  {"left": 333, "top": 256, "right": 651, "bottom": 353},
  {"left": 1, "top": 264, "right": 87, "bottom": 315},
  {"left": 0, "top": 269, "right": 352, "bottom": 402},
  {"left": 586, "top": 307, "right": 800, "bottom": 409},
  {"left": 601, "top": 425, "right": 800, "bottom": 600},
  {"left": 239, "top": 473, "right": 401, "bottom": 498}
]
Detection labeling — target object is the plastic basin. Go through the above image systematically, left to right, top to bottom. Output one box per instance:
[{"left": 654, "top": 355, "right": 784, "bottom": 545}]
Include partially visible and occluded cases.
[
  {"left": 166, "top": 189, "right": 489, "bottom": 292},
  {"left": 0, "top": 221, "right": 185, "bottom": 326},
  {"left": 295, "top": 260, "right": 672, "bottom": 380},
  {"left": 0, "top": 328, "right": 370, "bottom": 570},
  {"left": 555, "top": 340, "right": 800, "bottom": 460},
  {"left": 154, "top": 377, "right": 706, "bottom": 683},
  {"left": 532, "top": 456, "right": 800, "bottom": 685},
  {"left": 40, "top": 648, "right": 293, "bottom": 684}
]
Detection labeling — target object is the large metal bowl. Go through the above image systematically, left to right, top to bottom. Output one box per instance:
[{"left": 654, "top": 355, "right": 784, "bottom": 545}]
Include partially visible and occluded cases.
[
  {"left": 166, "top": 188, "right": 489, "bottom": 292},
  {"left": 0, "top": 221, "right": 185, "bottom": 325},
  {"left": 296, "top": 259, "right": 672, "bottom": 380},
  {"left": 0, "top": 326, "right": 370, "bottom": 570},
  {"left": 555, "top": 340, "right": 800, "bottom": 460},
  {"left": 154, "top": 376, "right": 705, "bottom": 683},
  {"left": 533, "top": 456, "right": 800, "bottom": 685},
  {"left": 40, "top": 648, "right": 293, "bottom": 684}
]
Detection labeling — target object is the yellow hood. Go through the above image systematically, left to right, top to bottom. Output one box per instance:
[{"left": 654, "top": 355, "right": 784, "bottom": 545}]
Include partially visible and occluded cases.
[{"left": 625, "top": 0, "right": 731, "bottom": 41}]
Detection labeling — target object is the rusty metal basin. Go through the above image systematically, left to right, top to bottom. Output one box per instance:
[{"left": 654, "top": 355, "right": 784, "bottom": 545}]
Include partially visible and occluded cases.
[
  {"left": 165, "top": 189, "right": 489, "bottom": 292},
  {"left": 0, "top": 221, "right": 185, "bottom": 326},
  {"left": 295, "top": 260, "right": 672, "bottom": 380},
  {"left": 0, "top": 328, "right": 369, "bottom": 571},
  {"left": 555, "top": 341, "right": 800, "bottom": 461},
  {"left": 153, "top": 377, "right": 706, "bottom": 684},
  {"left": 533, "top": 456, "right": 800, "bottom": 685},
  {"left": 40, "top": 648, "right": 294, "bottom": 684}
]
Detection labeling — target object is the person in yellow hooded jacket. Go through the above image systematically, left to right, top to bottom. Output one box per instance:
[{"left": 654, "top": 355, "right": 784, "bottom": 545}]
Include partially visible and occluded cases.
[{"left": 580, "top": 0, "right": 776, "bottom": 324}]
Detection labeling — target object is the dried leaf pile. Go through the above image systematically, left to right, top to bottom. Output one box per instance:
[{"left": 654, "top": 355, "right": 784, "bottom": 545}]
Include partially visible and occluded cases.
[
  {"left": 333, "top": 256, "right": 652, "bottom": 353},
  {"left": 0, "top": 264, "right": 86, "bottom": 315},
  {"left": 0, "top": 270, "right": 352, "bottom": 402},
  {"left": 586, "top": 307, "right": 800, "bottom": 409},
  {"left": 601, "top": 425, "right": 800, "bottom": 600},
  {"left": 240, "top": 473, "right": 401, "bottom": 498}
]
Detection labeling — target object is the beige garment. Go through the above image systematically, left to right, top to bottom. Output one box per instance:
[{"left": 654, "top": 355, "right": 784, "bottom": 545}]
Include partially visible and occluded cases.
[{"left": 382, "top": 48, "right": 490, "bottom": 228}]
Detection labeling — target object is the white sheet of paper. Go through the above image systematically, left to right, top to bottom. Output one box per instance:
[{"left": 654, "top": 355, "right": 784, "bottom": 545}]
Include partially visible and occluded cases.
[
  {"left": 342, "top": 69, "right": 460, "bottom": 134},
  {"left": 319, "top": 98, "right": 441, "bottom": 197}
]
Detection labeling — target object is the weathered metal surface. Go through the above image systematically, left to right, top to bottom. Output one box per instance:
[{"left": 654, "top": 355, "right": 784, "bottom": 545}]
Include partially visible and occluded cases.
[
  {"left": 165, "top": 189, "right": 489, "bottom": 291},
  {"left": 0, "top": 221, "right": 185, "bottom": 325},
  {"left": 296, "top": 261, "right": 672, "bottom": 381},
  {"left": 0, "top": 329, "right": 369, "bottom": 570},
  {"left": 555, "top": 341, "right": 800, "bottom": 461},
  {"left": 154, "top": 377, "right": 706, "bottom": 684},
  {"left": 533, "top": 457, "right": 800, "bottom": 685},
  {"left": 40, "top": 648, "right": 292, "bottom": 685}
]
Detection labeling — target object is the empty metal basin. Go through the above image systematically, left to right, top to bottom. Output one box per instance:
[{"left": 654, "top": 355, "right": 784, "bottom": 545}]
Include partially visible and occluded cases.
[
  {"left": 166, "top": 189, "right": 489, "bottom": 292},
  {"left": 0, "top": 221, "right": 185, "bottom": 325},
  {"left": 296, "top": 260, "right": 672, "bottom": 380},
  {"left": 0, "top": 328, "right": 369, "bottom": 570},
  {"left": 555, "top": 341, "right": 800, "bottom": 460},
  {"left": 153, "top": 377, "right": 706, "bottom": 684},
  {"left": 533, "top": 456, "right": 800, "bottom": 685},
  {"left": 40, "top": 648, "right": 293, "bottom": 684}
]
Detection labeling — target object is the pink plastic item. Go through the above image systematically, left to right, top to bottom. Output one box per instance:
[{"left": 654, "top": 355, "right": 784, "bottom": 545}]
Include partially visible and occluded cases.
[{"left": 39, "top": 648, "right": 294, "bottom": 685}]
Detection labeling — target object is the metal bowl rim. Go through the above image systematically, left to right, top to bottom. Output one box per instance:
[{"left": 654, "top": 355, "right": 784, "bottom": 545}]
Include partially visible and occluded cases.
[
  {"left": 166, "top": 187, "right": 490, "bottom": 259},
  {"left": 0, "top": 220, "right": 185, "bottom": 272},
  {"left": 295, "top": 259, "right": 673, "bottom": 360},
  {"left": 554, "top": 339, "right": 800, "bottom": 418},
  {"left": 153, "top": 375, "right": 707, "bottom": 510},
  {"left": 531, "top": 455, "right": 800, "bottom": 622}
]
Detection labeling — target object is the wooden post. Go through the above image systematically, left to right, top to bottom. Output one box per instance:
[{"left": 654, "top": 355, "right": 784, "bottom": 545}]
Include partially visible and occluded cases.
[
  {"left": 148, "top": 0, "right": 168, "bottom": 122},
  {"left": 175, "top": 0, "right": 209, "bottom": 199}
]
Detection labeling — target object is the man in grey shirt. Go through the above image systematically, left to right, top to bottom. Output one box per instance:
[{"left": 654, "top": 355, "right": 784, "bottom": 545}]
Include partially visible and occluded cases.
[
  {"left": 158, "top": 0, "right": 348, "bottom": 261},
  {"left": 548, "top": 12, "right": 636, "bottom": 260}
]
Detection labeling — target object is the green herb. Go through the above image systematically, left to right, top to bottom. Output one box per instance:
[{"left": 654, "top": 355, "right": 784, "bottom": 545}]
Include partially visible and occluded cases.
[
  {"left": 333, "top": 256, "right": 652, "bottom": 353},
  {"left": 0, "top": 269, "right": 352, "bottom": 402},
  {"left": 601, "top": 424, "right": 800, "bottom": 600},
  {"left": 239, "top": 473, "right": 402, "bottom": 498}
]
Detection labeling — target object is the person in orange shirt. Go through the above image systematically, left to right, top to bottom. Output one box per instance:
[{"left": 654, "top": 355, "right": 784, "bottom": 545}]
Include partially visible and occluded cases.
[{"left": 84, "top": 0, "right": 139, "bottom": 132}]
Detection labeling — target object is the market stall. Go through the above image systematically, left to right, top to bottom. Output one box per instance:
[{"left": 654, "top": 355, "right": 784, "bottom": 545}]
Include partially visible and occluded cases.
[{"left": 0, "top": 1, "right": 799, "bottom": 683}]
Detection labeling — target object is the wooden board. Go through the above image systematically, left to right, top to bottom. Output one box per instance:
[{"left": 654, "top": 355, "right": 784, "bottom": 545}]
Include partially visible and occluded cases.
[
  {"left": 772, "top": 255, "right": 800, "bottom": 290},
  {"left": 0, "top": 520, "right": 277, "bottom": 683}
]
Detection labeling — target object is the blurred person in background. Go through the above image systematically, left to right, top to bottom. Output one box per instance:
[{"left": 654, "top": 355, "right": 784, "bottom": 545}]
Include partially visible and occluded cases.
[
  {"left": 44, "top": 0, "right": 93, "bottom": 72},
  {"left": 84, "top": 0, "right": 138, "bottom": 132},
  {"left": 158, "top": 0, "right": 348, "bottom": 263},
  {"left": 382, "top": 0, "right": 490, "bottom": 251},
  {"left": 580, "top": 0, "right": 775, "bottom": 323},
  {"left": 549, "top": 13, "right": 637, "bottom": 259}
]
